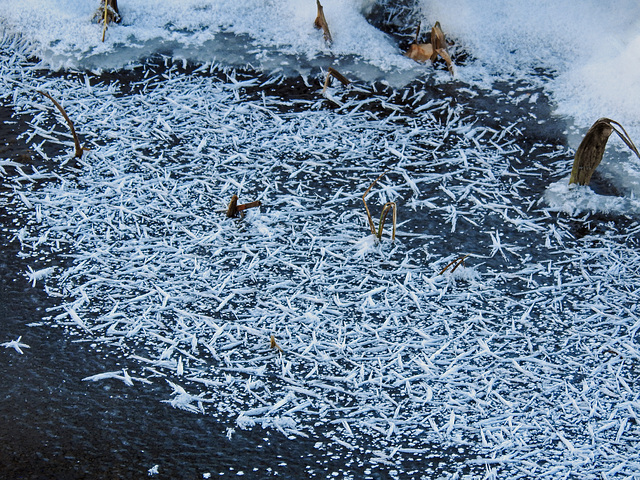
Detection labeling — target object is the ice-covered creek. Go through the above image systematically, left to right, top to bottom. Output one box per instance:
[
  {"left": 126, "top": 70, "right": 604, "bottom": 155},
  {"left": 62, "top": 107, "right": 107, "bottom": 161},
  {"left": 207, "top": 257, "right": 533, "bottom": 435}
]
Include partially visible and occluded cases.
[{"left": 2, "top": 6, "right": 640, "bottom": 477}]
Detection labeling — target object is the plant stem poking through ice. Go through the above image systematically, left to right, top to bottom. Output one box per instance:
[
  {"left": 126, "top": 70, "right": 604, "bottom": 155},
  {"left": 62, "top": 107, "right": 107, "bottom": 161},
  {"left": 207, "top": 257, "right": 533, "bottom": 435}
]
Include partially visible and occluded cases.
[
  {"left": 94, "top": 0, "right": 121, "bottom": 42},
  {"left": 314, "top": 0, "right": 332, "bottom": 44},
  {"left": 405, "top": 21, "right": 454, "bottom": 75},
  {"left": 322, "top": 68, "right": 350, "bottom": 94},
  {"left": 37, "top": 90, "right": 86, "bottom": 159},
  {"left": 569, "top": 118, "right": 640, "bottom": 186},
  {"left": 362, "top": 171, "right": 397, "bottom": 242},
  {"left": 226, "top": 194, "right": 261, "bottom": 218},
  {"left": 439, "top": 255, "right": 469, "bottom": 275},
  {"left": 270, "top": 335, "right": 283, "bottom": 353}
]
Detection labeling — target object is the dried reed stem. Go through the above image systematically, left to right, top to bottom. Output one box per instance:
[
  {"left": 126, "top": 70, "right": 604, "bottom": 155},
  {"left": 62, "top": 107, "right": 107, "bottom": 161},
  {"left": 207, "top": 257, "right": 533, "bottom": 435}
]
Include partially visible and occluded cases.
[
  {"left": 102, "top": 0, "right": 108, "bottom": 42},
  {"left": 322, "top": 67, "right": 350, "bottom": 94},
  {"left": 37, "top": 90, "right": 84, "bottom": 158},
  {"left": 362, "top": 171, "right": 397, "bottom": 242},
  {"left": 226, "top": 194, "right": 261, "bottom": 218},
  {"left": 378, "top": 202, "right": 397, "bottom": 241},
  {"left": 439, "top": 255, "right": 469, "bottom": 275}
]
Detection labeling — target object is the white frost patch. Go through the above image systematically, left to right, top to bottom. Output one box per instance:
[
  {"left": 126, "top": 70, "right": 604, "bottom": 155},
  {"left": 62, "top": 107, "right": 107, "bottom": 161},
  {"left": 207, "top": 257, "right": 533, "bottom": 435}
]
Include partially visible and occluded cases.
[
  {"left": 1, "top": 336, "right": 30, "bottom": 354},
  {"left": 83, "top": 369, "right": 152, "bottom": 386}
]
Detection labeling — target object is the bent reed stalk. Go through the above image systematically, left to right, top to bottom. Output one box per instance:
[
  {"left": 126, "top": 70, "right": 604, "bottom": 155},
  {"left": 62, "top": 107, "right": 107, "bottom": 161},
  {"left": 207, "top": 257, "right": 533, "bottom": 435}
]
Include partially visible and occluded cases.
[
  {"left": 37, "top": 90, "right": 85, "bottom": 159},
  {"left": 362, "top": 171, "right": 397, "bottom": 242}
]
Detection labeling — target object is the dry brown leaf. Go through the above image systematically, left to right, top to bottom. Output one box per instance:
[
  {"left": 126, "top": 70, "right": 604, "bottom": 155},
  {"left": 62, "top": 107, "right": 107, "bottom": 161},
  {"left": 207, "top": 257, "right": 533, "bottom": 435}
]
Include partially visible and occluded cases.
[
  {"left": 314, "top": 0, "right": 333, "bottom": 44},
  {"left": 405, "top": 21, "right": 454, "bottom": 75},
  {"left": 430, "top": 22, "right": 446, "bottom": 56},
  {"left": 405, "top": 43, "right": 434, "bottom": 62},
  {"left": 436, "top": 48, "right": 454, "bottom": 74},
  {"left": 570, "top": 118, "right": 640, "bottom": 185},
  {"left": 570, "top": 119, "right": 613, "bottom": 186},
  {"left": 270, "top": 335, "right": 284, "bottom": 353}
]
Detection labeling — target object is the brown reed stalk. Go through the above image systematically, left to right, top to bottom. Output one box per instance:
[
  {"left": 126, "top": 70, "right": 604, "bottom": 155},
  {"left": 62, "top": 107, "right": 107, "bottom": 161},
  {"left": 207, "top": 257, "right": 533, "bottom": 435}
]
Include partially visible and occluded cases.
[
  {"left": 94, "top": 0, "right": 121, "bottom": 42},
  {"left": 322, "top": 67, "right": 350, "bottom": 94},
  {"left": 37, "top": 90, "right": 85, "bottom": 158},
  {"left": 362, "top": 171, "right": 397, "bottom": 242},
  {"left": 226, "top": 194, "right": 261, "bottom": 218},
  {"left": 439, "top": 254, "right": 469, "bottom": 275}
]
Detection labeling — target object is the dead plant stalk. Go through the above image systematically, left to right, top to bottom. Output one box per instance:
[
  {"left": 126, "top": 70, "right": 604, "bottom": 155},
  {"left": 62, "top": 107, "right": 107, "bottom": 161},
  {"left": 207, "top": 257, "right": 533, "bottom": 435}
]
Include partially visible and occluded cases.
[
  {"left": 322, "top": 67, "right": 350, "bottom": 94},
  {"left": 37, "top": 90, "right": 85, "bottom": 158},
  {"left": 362, "top": 171, "right": 397, "bottom": 242},
  {"left": 226, "top": 194, "right": 261, "bottom": 218},
  {"left": 439, "top": 254, "right": 469, "bottom": 275}
]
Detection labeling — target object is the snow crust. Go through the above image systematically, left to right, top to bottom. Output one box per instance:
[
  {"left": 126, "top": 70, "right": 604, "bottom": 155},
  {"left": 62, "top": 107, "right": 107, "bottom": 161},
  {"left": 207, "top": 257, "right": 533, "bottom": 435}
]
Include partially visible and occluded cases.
[{"left": 2, "top": 0, "right": 640, "bottom": 141}]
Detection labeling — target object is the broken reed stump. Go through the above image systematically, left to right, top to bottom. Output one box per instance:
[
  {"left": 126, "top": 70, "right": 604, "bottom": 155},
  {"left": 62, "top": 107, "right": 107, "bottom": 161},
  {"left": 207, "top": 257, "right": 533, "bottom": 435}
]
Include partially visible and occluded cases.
[
  {"left": 93, "top": 0, "right": 122, "bottom": 42},
  {"left": 94, "top": 0, "right": 121, "bottom": 24},
  {"left": 314, "top": 0, "right": 332, "bottom": 44},
  {"left": 322, "top": 67, "right": 350, "bottom": 94},
  {"left": 37, "top": 91, "right": 86, "bottom": 159},
  {"left": 569, "top": 118, "right": 640, "bottom": 186},
  {"left": 226, "top": 194, "right": 261, "bottom": 218},
  {"left": 270, "top": 335, "right": 284, "bottom": 353}
]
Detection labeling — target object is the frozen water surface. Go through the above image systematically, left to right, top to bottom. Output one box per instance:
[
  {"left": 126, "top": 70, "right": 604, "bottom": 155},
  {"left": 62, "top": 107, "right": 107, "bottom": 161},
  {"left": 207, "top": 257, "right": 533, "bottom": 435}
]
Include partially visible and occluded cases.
[{"left": 1, "top": 1, "right": 640, "bottom": 478}]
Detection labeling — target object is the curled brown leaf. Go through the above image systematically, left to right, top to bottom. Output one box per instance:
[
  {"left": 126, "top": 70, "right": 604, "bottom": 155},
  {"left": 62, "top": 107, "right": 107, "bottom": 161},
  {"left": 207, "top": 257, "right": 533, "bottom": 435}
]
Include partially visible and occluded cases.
[
  {"left": 405, "top": 43, "right": 434, "bottom": 62},
  {"left": 570, "top": 118, "right": 640, "bottom": 185},
  {"left": 270, "top": 335, "right": 284, "bottom": 353}
]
